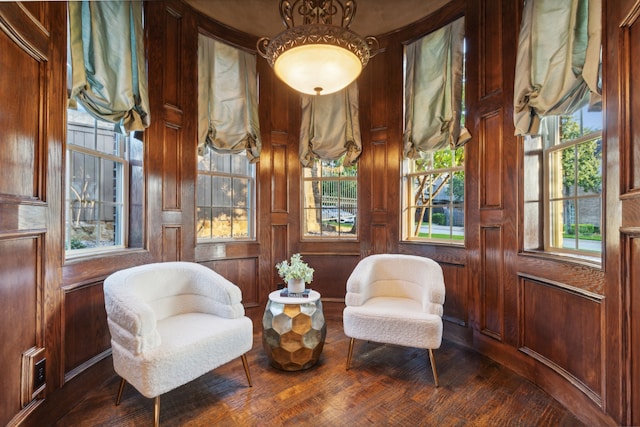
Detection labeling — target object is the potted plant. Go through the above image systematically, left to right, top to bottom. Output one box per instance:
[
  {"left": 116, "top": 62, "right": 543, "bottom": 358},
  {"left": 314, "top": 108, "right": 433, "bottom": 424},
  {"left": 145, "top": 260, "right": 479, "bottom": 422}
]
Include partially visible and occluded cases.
[{"left": 276, "top": 253, "right": 314, "bottom": 293}]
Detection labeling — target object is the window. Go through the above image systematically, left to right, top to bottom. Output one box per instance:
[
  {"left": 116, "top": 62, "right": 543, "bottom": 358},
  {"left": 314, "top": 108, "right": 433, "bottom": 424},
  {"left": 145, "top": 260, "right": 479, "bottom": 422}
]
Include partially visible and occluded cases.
[
  {"left": 401, "top": 19, "right": 467, "bottom": 243},
  {"left": 524, "top": 105, "right": 603, "bottom": 257},
  {"left": 65, "top": 106, "right": 143, "bottom": 255},
  {"left": 197, "top": 146, "right": 256, "bottom": 240},
  {"left": 403, "top": 147, "right": 464, "bottom": 242},
  {"left": 302, "top": 155, "right": 357, "bottom": 238}
]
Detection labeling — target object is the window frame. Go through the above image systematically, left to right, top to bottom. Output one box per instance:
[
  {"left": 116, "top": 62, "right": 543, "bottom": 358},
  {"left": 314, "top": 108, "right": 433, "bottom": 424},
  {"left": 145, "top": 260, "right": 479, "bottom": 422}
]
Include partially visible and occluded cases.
[
  {"left": 64, "top": 115, "right": 132, "bottom": 258},
  {"left": 541, "top": 116, "right": 603, "bottom": 258},
  {"left": 401, "top": 146, "right": 465, "bottom": 244}
]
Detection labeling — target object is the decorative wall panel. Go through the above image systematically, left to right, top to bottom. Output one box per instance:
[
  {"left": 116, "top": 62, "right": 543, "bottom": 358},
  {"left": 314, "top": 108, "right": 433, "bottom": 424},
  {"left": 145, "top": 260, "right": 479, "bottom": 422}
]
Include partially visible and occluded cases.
[
  {"left": 479, "top": 0, "right": 503, "bottom": 98},
  {"left": 163, "top": 8, "right": 182, "bottom": 109},
  {"left": 623, "top": 13, "right": 640, "bottom": 192},
  {"left": 0, "top": 27, "right": 41, "bottom": 200},
  {"left": 480, "top": 110, "right": 503, "bottom": 209},
  {"left": 162, "top": 124, "right": 182, "bottom": 210},
  {"left": 371, "top": 134, "right": 388, "bottom": 212},
  {"left": 271, "top": 137, "right": 288, "bottom": 212},
  {"left": 372, "top": 224, "right": 387, "bottom": 254},
  {"left": 162, "top": 225, "right": 181, "bottom": 262},
  {"left": 271, "top": 225, "right": 288, "bottom": 286},
  {"left": 480, "top": 225, "right": 503, "bottom": 339},
  {"left": 623, "top": 234, "right": 640, "bottom": 424},
  {"left": 0, "top": 236, "right": 40, "bottom": 425},
  {"left": 303, "top": 254, "right": 360, "bottom": 299},
  {"left": 204, "top": 258, "right": 259, "bottom": 307},
  {"left": 442, "top": 263, "right": 468, "bottom": 326},
  {"left": 520, "top": 275, "right": 603, "bottom": 406},
  {"left": 62, "top": 283, "right": 110, "bottom": 380}
]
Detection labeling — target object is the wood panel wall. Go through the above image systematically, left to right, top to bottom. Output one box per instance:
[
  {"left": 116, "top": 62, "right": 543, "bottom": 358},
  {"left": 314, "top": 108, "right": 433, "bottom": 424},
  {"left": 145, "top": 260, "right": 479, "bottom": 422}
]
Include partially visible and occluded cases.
[
  {"left": 0, "top": 0, "right": 637, "bottom": 425},
  {"left": 606, "top": 0, "right": 640, "bottom": 424},
  {"left": 0, "top": 2, "right": 64, "bottom": 425}
]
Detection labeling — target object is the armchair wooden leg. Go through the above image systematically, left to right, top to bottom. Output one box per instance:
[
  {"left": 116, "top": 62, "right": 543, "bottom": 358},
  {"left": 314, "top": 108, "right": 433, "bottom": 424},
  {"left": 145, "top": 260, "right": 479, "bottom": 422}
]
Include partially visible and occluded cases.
[
  {"left": 346, "top": 338, "right": 355, "bottom": 370},
  {"left": 428, "top": 348, "right": 439, "bottom": 387},
  {"left": 241, "top": 353, "right": 253, "bottom": 387},
  {"left": 115, "top": 377, "right": 126, "bottom": 405},
  {"left": 154, "top": 396, "right": 160, "bottom": 427}
]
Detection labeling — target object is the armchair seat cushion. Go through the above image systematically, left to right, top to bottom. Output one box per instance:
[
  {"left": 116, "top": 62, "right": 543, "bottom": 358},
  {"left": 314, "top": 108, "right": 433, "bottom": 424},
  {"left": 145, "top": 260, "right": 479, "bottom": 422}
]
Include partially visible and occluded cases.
[
  {"left": 344, "top": 297, "right": 443, "bottom": 349},
  {"left": 112, "top": 313, "right": 252, "bottom": 398}
]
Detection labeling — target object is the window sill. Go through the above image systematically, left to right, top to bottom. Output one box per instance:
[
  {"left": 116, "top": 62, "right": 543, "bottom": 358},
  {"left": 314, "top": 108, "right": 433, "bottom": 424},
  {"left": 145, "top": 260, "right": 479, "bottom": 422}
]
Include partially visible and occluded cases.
[
  {"left": 402, "top": 238, "right": 465, "bottom": 247},
  {"left": 64, "top": 247, "right": 147, "bottom": 264},
  {"left": 520, "top": 248, "right": 602, "bottom": 269}
]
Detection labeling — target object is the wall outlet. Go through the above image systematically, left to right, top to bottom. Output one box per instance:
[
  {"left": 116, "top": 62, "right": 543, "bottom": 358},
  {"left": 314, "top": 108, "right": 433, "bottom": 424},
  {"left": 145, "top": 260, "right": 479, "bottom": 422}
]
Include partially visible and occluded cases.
[{"left": 34, "top": 358, "right": 46, "bottom": 390}]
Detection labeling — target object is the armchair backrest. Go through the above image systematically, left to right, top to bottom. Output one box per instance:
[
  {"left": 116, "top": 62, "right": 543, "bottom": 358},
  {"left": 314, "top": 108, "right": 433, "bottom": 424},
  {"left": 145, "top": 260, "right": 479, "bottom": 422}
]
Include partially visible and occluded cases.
[
  {"left": 346, "top": 254, "right": 445, "bottom": 315},
  {"left": 104, "top": 262, "right": 245, "bottom": 355},
  {"left": 106, "top": 262, "right": 244, "bottom": 321}
]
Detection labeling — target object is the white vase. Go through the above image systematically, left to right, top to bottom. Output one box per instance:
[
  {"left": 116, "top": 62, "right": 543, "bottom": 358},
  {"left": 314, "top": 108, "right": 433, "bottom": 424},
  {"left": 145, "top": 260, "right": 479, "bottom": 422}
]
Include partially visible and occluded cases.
[{"left": 287, "top": 278, "right": 305, "bottom": 294}]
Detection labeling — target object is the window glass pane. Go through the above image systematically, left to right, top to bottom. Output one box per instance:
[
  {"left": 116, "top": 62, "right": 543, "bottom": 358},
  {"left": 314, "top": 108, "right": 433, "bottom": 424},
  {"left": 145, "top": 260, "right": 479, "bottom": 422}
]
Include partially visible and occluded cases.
[
  {"left": 576, "top": 139, "right": 602, "bottom": 196},
  {"left": 197, "top": 146, "right": 256, "bottom": 241},
  {"left": 403, "top": 147, "right": 465, "bottom": 242},
  {"left": 211, "top": 152, "right": 231, "bottom": 173},
  {"left": 302, "top": 155, "right": 357, "bottom": 239},
  {"left": 197, "top": 175, "right": 212, "bottom": 206},
  {"left": 213, "top": 176, "right": 232, "bottom": 207},
  {"left": 232, "top": 177, "right": 250, "bottom": 207},
  {"left": 576, "top": 197, "right": 601, "bottom": 253},
  {"left": 197, "top": 207, "right": 213, "bottom": 239},
  {"left": 212, "top": 207, "right": 232, "bottom": 239},
  {"left": 232, "top": 208, "right": 250, "bottom": 238}
]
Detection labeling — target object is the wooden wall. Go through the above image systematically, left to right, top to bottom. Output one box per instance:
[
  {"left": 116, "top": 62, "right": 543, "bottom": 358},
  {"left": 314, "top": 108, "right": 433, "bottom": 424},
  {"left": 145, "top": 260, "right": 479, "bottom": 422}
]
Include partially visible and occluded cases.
[{"left": 0, "top": 0, "right": 638, "bottom": 425}]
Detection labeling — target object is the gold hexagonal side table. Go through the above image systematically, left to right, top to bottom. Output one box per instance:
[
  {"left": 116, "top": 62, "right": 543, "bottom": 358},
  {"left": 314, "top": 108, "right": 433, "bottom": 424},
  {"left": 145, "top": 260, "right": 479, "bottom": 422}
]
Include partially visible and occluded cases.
[{"left": 262, "top": 290, "right": 327, "bottom": 371}]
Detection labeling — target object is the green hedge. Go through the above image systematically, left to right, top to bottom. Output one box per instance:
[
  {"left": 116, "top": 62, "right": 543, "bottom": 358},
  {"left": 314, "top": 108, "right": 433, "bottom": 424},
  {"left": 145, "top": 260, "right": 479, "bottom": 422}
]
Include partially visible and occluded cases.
[{"left": 432, "top": 213, "right": 446, "bottom": 225}]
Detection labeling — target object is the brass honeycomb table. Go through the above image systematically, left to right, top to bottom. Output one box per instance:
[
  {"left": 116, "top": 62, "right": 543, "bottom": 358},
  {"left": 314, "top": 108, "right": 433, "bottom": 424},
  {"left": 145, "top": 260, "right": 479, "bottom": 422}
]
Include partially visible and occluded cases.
[{"left": 262, "top": 289, "right": 326, "bottom": 371}]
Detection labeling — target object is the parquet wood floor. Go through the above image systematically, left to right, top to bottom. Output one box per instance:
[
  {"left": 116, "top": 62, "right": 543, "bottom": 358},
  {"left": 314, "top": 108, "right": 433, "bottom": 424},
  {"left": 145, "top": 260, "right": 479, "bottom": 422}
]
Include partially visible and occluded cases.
[{"left": 50, "top": 320, "right": 583, "bottom": 426}]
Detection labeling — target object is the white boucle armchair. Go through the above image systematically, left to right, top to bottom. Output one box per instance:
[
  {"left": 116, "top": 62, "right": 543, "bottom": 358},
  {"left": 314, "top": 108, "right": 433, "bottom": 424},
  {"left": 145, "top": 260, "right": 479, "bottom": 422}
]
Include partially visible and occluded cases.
[
  {"left": 343, "top": 254, "right": 445, "bottom": 385},
  {"left": 103, "top": 262, "right": 253, "bottom": 426}
]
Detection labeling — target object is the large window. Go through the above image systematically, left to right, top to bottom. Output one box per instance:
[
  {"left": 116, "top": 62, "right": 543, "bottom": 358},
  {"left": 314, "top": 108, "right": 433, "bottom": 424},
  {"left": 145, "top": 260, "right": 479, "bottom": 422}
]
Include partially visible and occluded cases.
[
  {"left": 401, "top": 18, "right": 467, "bottom": 243},
  {"left": 524, "top": 105, "right": 603, "bottom": 257},
  {"left": 65, "top": 106, "right": 143, "bottom": 255},
  {"left": 197, "top": 146, "right": 255, "bottom": 241},
  {"left": 403, "top": 147, "right": 464, "bottom": 242},
  {"left": 302, "top": 155, "right": 357, "bottom": 239}
]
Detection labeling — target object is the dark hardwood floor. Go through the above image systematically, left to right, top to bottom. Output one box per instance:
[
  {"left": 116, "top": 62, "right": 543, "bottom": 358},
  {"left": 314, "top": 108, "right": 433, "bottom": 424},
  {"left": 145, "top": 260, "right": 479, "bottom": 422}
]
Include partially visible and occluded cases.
[{"left": 50, "top": 320, "right": 583, "bottom": 426}]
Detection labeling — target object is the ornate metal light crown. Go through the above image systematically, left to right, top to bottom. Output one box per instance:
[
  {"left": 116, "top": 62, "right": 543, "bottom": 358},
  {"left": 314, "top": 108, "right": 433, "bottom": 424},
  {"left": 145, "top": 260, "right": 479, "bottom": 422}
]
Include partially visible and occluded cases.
[{"left": 257, "top": 0, "right": 378, "bottom": 95}]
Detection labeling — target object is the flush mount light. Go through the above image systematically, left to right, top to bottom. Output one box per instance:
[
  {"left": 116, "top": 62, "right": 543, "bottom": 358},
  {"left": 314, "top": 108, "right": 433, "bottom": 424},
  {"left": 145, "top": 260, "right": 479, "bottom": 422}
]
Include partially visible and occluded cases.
[{"left": 257, "top": 0, "right": 378, "bottom": 96}]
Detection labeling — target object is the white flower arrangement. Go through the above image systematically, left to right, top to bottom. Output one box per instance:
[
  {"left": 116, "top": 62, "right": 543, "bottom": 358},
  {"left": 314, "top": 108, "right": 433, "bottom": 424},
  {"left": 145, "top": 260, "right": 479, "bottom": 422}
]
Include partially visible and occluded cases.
[{"left": 275, "top": 253, "right": 314, "bottom": 284}]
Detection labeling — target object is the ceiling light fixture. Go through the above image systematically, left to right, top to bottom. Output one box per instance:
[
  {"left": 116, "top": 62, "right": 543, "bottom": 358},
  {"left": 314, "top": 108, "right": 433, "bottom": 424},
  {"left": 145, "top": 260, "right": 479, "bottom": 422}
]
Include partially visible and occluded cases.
[{"left": 257, "top": 0, "right": 378, "bottom": 96}]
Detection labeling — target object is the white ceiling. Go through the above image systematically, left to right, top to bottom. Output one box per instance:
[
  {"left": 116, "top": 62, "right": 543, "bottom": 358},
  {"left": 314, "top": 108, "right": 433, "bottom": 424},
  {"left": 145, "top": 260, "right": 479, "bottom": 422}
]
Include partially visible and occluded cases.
[{"left": 185, "top": 0, "right": 450, "bottom": 38}]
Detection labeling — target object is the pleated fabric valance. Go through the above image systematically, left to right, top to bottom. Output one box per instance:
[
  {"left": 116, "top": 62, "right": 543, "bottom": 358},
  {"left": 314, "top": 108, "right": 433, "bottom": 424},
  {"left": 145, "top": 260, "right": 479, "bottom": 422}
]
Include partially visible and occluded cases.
[
  {"left": 68, "top": 0, "right": 150, "bottom": 133},
  {"left": 513, "top": 0, "right": 602, "bottom": 136},
  {"left": 403, "top": 17, "right": 470, "bottom": 158},
  {"left": 198, "top": 35, "right": 261, "bottom": 162},
  {"left": 299, "top": 83, "right": 362, "bottom": 168}
]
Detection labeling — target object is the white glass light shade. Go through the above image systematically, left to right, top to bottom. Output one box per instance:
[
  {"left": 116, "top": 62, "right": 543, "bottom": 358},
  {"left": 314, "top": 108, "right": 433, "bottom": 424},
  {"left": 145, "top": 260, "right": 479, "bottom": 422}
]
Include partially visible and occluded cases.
[{"left": 273, "top": 44, "right": 363, "bottom": 95}]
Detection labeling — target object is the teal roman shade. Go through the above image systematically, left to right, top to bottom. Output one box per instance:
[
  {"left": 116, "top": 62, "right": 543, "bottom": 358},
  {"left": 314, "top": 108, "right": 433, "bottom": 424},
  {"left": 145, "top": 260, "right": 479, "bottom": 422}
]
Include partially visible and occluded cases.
[
  {"left": 68, "top": 0, "right": 150, "bottom": 132},
  {"left": 513, "top": 0, "right": 601, "bottom": 136},
  {"left": 403, "top": 17, "right": 470, "bottom": 158},
  {"left": 198, "top": 35, "right": 261, "bottom": 162},
  {"left": 299, "top": 83, "right": 362, "bottom": 167}
]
